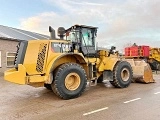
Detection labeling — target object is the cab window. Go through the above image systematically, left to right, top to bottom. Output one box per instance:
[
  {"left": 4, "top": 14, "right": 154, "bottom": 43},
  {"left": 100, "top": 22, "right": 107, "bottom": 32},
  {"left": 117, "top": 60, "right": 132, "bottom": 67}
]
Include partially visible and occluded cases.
[
  {"left": 81, "top": 28, "right": 94, "bottom": 46},
  {"left": 66, "top": 31, "right": 80, "bottom": 43}
]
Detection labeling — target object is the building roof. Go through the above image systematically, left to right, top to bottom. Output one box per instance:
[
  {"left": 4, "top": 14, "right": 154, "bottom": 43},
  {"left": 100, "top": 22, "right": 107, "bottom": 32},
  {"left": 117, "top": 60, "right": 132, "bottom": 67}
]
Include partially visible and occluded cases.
[{"left": 0, "top": 25, "right": 50, "bottom": 41}]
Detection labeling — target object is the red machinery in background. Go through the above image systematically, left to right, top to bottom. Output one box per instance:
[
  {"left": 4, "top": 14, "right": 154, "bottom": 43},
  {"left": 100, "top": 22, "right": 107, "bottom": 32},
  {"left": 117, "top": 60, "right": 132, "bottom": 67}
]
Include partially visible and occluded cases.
[
  {"left": 124, "top": 45, "right": 160, "bottom": 71},
  {"left": 125, "top": 45, "right": 150, "bottom": 58}
]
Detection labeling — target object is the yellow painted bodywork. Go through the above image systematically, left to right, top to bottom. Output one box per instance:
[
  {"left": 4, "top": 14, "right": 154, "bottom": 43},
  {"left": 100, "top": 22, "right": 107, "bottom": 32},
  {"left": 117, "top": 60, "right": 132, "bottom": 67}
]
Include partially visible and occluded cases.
[
  {"left": 4, "top": 40, "right": 119, "bottom": 86},
  {"left": 23, "top": 40, "right": 49, "bottom": 75},
  {"left": 149, "top": 48, "right": 160, "bottom": 62},
  {"left": 98, "top": 50, "right": 119, "bottom": 71},
  {"left": 4, "top": 64, "right": 26, "bottom": 84},
  {"left": 4, "top": 64, "right": 49, "bottom": 85}
]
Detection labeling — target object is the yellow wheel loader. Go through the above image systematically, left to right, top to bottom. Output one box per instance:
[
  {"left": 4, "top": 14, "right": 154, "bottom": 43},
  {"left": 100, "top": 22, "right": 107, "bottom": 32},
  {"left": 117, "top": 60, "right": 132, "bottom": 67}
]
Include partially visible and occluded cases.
[
  {"left": 4, "top": 25, "right": 154, "bottom": 99},
  {"left": 148, "top": 47, "right": 160, "bottom": 71}
]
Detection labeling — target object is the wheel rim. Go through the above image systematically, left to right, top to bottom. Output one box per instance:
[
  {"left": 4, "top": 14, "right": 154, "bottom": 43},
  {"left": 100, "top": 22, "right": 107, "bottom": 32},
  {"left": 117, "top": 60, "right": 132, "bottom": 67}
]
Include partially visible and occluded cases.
[
  {"left": 121, "top": 68, "right": 130, "bottom": 81},
  {"left": 65, "top": 73, "right": 81, "bottom": 91}
]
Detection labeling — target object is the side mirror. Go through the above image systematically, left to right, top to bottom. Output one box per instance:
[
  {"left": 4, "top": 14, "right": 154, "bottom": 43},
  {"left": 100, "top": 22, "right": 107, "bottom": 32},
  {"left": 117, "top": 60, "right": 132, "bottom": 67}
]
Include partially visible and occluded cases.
[
  {"left": 108, "top": 46, "right": 116, "bottom": 57},
  {"left": 111, "top": 46, "right": 116, "bottom": 50}
]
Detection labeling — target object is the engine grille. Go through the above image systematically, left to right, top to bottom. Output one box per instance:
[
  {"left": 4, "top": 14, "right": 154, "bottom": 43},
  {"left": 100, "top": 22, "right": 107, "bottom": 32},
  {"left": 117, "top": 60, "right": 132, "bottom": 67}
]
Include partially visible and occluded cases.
[{"left": 36, "top": 43, "right": 47, "bottom": 73}]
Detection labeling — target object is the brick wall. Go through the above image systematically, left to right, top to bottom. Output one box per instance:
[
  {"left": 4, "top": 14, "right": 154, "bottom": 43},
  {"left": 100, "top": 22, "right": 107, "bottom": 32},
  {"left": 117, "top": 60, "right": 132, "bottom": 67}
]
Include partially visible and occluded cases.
[{"left": 0, "top": 39, "right": 19, "bottom": 76}]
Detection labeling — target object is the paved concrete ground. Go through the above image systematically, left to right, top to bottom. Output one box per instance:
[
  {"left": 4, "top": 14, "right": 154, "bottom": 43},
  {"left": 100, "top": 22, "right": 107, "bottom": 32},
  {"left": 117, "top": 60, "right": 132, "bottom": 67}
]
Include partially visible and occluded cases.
[{"left": 0, "top": 73, "right": 160, "bottom": 120}]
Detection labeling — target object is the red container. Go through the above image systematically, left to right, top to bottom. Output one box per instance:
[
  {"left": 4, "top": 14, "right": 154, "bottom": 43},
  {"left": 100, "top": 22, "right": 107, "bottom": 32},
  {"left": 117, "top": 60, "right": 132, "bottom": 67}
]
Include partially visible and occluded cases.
[
  {"left": 124, "top": 45, "right": 150, "bottom": 57},
  {"left": 130, "top": 46, "right": 139, "bottom": 57},
  {"left": 140, "top": 46, "right": 149, "bottom": 57},
  {"left": 125, "top": 47, "right": 130, "bottom": 56}
]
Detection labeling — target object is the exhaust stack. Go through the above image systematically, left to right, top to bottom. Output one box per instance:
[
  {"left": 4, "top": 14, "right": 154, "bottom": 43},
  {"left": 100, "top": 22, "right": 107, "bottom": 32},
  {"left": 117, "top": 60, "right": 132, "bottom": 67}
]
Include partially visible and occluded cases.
[{"left": 49, "top": 26, "right": 56, "bottom": 40}]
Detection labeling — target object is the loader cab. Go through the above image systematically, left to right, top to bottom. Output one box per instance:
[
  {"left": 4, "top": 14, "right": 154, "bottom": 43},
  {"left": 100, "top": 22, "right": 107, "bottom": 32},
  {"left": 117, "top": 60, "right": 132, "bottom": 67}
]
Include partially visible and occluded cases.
[{"left": 66, "top": 25, "right": 98, "bottom": 57}]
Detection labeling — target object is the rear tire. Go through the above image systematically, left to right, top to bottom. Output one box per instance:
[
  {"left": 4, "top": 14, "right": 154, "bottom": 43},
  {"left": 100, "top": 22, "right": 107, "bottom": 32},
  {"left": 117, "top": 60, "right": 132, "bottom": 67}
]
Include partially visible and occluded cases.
[
  {"left": 110, "top": 61, "right": 133, "bottom": 88},
  {"left": 51, "top": 63, "right": 87, "bottom": 100}
]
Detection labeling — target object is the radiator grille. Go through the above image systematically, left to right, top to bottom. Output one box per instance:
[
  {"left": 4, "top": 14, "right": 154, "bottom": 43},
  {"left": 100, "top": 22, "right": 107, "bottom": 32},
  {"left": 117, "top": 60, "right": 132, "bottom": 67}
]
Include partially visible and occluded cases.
[{"left": 36, "top": 43, "right": 47, "bottom": 73}]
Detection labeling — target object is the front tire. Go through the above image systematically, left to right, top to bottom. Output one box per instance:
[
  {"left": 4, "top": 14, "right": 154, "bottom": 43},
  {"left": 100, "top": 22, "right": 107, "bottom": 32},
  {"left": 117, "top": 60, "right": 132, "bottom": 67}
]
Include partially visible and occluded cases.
[
  {"left": 110, "top": 61, "right": 133, "bottom": 88},
  {"left": 51, "top": 63, "right": 87, "bottom": 100}
]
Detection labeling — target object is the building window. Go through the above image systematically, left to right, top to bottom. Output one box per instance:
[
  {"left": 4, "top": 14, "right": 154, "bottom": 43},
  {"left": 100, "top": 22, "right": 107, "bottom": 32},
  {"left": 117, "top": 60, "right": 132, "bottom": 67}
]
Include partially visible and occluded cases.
[{"left": 6, "top": 52, "right": 16, "bottom": 67}]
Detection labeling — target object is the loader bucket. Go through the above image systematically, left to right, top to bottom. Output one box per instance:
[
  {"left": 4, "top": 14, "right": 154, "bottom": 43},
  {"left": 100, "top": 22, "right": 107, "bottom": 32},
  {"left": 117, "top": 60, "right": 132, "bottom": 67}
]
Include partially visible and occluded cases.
[{"left": 125, "top": 59, "right": 155, "bottom": 83}]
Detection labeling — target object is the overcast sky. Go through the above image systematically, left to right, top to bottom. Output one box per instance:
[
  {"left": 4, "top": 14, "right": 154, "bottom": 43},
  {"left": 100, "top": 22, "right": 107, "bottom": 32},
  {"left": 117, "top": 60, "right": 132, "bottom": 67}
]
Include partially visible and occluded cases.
[{"left": 0, "top": 0, "right": 160, "bottom": 52}]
